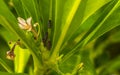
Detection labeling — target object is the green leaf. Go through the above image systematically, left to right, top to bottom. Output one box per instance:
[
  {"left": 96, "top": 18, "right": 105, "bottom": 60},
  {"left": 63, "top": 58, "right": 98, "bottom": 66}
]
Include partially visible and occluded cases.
[
  {"left": 12, "top": 0, "right": 27, "bottom": 18},
  {"left": 20, "top": 0, "right": 40, "bottom": 22},
  {"left": 38, "top": 0, "right": 50, "bottom": 32},
  {"left": 50, "top": 0, "right": 81, "bottom": 60},
  {"left": 51, "top": 0, "right": 66, "bottom": 50},
  {"left": 61, "top": 0, "right": 87, "bottom": 50},
  {"left": 62, "top": 0, "right": 111, "bottom": 49},
  {"left": 63, "top": 0, "right": 120, "bottom": 62},
  {"left": 63, "top": 0, "right": 111, "bottom": 46},
  {"left": 81, "top": 0, "right": 120, "bottom": 46},
  {"left": 82, "top": 0, "right": 111, "bottom": 23},
  {"left": 68, "top": 3, "right": 110, "bottom": 42},
  {"left": 89, "top": 4, "right": 120, "bottom": 42},
  {"left": 0, "top": 25, "right": 18, "bottom": 41},
  {"left": 0, "top": 35, "right": 13, "bottom": 73},
  {"left": 14, "top": 46, "right": 30, "bottom": 73},
  {"left": 60, "top": 51, "right": 96, "bottom": 75},
  {"left": 79, "top": 51, "right": 96, "bottom": 75},
  {"left": 60, "top": 52, "right": 81, "bottom": 73},
  {"left": 0, "top": 58, "right": 13, "bottom": 73},
  {"left": 0, "top": 71, "right": 28, "bottom": 75}
]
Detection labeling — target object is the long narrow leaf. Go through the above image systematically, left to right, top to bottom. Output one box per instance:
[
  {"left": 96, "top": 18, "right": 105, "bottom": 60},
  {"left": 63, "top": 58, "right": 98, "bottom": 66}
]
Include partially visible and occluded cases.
[
  {"left": 51, "top": 0, "right": 81, "bottom": 60},
  {"left": 63, "top": 0, "right": 120, "bottom": 62},
  {"left": 0, "top": 58, "right": 13, "bottom": 73}
]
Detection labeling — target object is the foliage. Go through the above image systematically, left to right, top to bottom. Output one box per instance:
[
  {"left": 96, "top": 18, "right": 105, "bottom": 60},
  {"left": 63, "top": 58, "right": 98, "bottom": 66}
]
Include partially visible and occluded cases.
[{"left": 0, "top": 0, "right": 120, "bottom": 75}]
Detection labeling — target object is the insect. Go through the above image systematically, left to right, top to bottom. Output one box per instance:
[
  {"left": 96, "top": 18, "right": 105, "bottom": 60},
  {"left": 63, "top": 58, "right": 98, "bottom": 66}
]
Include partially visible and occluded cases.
[
  {"left": 42, "top": 20, "right": 52, "bottom": 50},
  {"left": 48, "top": 20, "right": 52, "bottom": 28},
  {"left": 42, "top": 32, "right": 48, "bottom": 46},
  {"left": 6, "top": 39, "right": 20, "bottom": 60},
  {"left": 46, "top": 40, "right": 51, "bottom": 50}
]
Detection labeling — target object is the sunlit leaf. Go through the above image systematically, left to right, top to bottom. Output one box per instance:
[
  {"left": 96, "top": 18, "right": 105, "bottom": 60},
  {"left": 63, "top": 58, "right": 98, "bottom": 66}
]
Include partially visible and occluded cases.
[{"left": 0, "top": 71, "right": 28, "bottom": 75}]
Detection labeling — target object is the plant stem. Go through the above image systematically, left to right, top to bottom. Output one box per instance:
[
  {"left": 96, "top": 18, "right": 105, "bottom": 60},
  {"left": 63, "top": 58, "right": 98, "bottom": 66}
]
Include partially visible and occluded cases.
[{"left": 31, "top": 28, "right": 38, "bottom": 40}]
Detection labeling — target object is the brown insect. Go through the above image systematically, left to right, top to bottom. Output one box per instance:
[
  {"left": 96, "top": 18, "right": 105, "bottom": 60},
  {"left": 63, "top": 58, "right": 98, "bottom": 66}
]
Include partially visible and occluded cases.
[{"left": 6, "top": 39, "right": 20, "bottom": 60}]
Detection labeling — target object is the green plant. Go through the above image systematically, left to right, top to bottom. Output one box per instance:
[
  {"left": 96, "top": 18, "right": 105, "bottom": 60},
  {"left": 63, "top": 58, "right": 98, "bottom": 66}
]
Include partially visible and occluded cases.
[{"left": 0, "top": 0, "right": 120, "bottom": 75}]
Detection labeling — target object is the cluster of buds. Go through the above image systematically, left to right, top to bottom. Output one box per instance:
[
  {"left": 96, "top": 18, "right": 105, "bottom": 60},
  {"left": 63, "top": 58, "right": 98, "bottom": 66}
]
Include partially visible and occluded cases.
[{"left": 17, "top": 17, "right": 39, "bottom": 39}]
